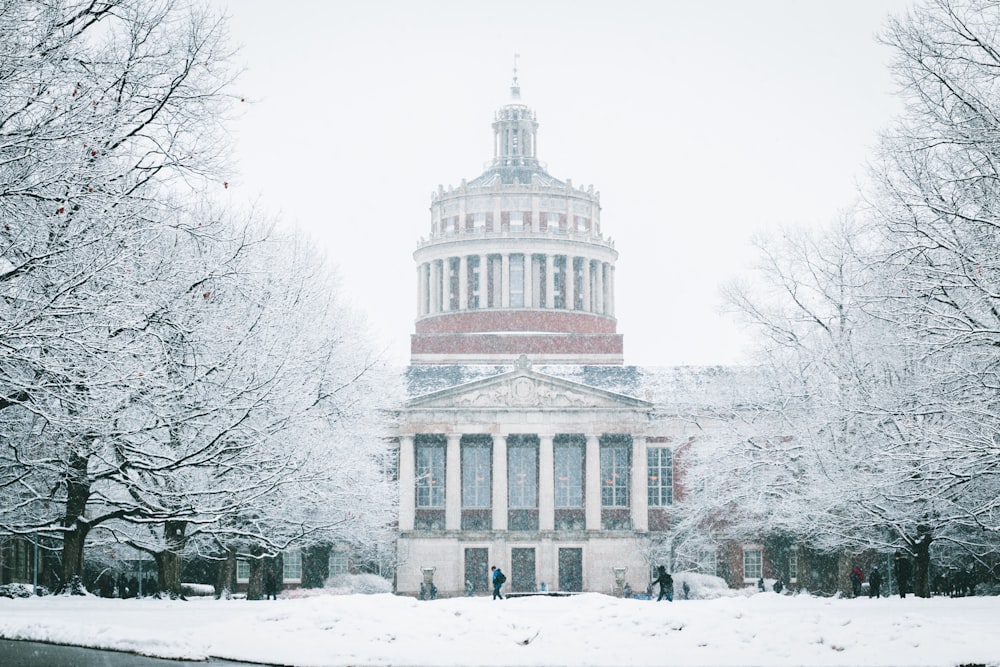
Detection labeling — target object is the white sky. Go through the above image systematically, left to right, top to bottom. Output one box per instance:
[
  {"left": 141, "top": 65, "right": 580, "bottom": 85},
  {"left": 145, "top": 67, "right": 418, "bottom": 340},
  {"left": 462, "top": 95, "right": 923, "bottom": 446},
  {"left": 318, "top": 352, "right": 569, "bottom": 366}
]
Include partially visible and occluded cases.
[
  {"left": 214, "top": 0, "right": 913, "bottom": 368},
  {"left": 2, "top": 587, "right": 998, "bottom": 665}
]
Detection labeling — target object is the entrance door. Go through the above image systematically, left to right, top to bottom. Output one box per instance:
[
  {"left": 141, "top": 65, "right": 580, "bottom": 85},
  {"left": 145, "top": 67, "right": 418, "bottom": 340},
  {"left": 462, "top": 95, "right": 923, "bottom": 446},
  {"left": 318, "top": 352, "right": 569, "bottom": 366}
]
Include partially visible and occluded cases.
[
  {"left": 464, "top": 548, "right": 489, "bottom": 594},
  {"left": 511, "top": 548, "right": 536, "bottom": 592},
  {"left": 558, "top": 548, "right": 583, "bottom": 592}
]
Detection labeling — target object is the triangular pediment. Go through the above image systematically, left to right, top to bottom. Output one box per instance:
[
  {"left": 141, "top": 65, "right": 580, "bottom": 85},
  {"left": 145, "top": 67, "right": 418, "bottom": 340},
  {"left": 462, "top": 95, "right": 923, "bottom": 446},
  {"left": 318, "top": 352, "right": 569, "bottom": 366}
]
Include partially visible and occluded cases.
[{"left": 405, "top": 366, "right": 652, "bottom": 411}]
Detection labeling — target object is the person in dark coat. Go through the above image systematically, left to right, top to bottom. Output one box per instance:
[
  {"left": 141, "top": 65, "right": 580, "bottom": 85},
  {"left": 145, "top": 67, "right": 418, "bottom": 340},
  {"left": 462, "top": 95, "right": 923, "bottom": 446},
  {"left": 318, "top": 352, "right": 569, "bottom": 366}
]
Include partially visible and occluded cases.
[
  {"left": 893, "top": 552, "right": 911, "bottom": 598},
  {"left": 869, "top": 565, "right": 882, "bottom": 598},
  {"left": 491, "top": 566, "right": 505, "bottom": 600},
  {"left": 652, "top": 566, "right": 673, "bottom": 601},
  {"left": 850, "top": 566, "right": 863, "bottom": 597},
  {"left": 264, "top": 567, "right": 278, "bottom": 600}
]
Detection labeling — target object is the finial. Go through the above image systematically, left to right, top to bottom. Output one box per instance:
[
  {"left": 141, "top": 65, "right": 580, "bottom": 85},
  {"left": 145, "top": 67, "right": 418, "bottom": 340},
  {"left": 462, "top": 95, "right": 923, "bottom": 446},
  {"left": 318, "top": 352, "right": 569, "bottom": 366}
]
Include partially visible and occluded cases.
[{"left": 510, "top": 53, "right": 521, "bottom": 100}]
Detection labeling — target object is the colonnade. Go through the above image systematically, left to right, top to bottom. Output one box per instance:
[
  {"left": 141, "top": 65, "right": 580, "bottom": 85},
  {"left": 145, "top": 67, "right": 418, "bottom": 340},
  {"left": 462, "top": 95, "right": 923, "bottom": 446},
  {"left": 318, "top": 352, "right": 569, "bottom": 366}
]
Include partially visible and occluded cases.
[
  {"left": 416, "top": 253, "right": 615, "bottom": 317},
  {"left": 397, "top": 433, "right": 649, "bottom": 533}
]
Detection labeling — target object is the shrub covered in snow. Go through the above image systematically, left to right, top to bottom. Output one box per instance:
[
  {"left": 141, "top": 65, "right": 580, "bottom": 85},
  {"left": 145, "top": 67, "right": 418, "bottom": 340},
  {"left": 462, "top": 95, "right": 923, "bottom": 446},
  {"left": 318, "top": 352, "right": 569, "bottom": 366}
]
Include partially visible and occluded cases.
[
  {"left": 670, "top": 572, "right": 745, "bottom": 600},
  {"left": 324, "top": 573, "right": 393, "bottom": 595},
  {"left": 0, "top": 583, "right": 48, "bottom": 598}
]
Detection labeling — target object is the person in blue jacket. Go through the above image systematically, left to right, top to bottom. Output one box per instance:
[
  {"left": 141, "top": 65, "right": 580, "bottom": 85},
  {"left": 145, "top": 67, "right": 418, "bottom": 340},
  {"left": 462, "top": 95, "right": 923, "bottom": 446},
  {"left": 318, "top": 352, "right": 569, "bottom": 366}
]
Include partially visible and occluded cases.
[{"left": 491, "top": 566, "right": 506, "bottom": 600}]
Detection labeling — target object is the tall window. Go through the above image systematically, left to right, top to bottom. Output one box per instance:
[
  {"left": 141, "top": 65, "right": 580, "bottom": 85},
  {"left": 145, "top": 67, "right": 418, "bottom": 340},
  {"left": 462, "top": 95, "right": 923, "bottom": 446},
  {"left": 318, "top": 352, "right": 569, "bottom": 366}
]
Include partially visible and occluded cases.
[
  {"left": 473, "top": 212, "right": 486, "bottom": 231},
  {"left": 509, "top": 254, "right": 524, "bottom": 307},
  {"left": 470, "top": 256, "right": 481, "bottom": 308},
  {"left": 553, "top": 256, "right": 565, "bottom": 309},
  {"left": 508, "top": 438, "right": 538, "bottom": 508},
  {"left": 415, "top": 439, "right": 445, "bottom": 507},
  {"left": 554, "top": 440, "right": 584, "bottom": 507},
  {"left": 600, "top": 441, "right": 630, "bottom": 507},
  {"left": 462, "top": 442, "right": 491, "bottom": 508},
  {"left": 647, "top": 448, "right": 673, "bottom": 506},
  {"left": 744, "top": 548, "right": 762, "bottom": 582},
  {"left": 789, "top": 550, "right": 798, "bottom": 583},
  {"left": 283, "top": 551, "right": 302, "bottom": 582},
  {"left": 236, "top": 559, "right": 250, "bottom": 583}
]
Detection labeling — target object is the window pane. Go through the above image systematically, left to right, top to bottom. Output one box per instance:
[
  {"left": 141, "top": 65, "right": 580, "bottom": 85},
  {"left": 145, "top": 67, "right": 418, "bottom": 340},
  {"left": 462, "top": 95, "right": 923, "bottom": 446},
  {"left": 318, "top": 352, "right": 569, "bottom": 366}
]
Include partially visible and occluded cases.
[
  {"left": 509, "top": 211, "right": 524, "bottom": 232},
  {"left": 508, "top": 439, "right": 538, "bottom": 508},
  {"left": 416, "top": 441, "right": 445, "bottom": 507},
  {"left": 554, "top": 442, "right": 583, "bottom": 508},
  {"left": 600, "top": 443, "right": 630, "bottom": 507},
  {"left": 462, "top": 444, "right": 491, "bottom": 508},
  {"left": 647, "top": 447, "right": 673, "bottom": 506},
  {"left": 744, "top": 549, "right": 762, "bottom": 581},
  {"left": 283, "top": 551, "right": 302, "bottom": 581},
  {"left": 328, "top": 551, "right": 348, "bottom": 576},
  {"left": 236, "top": 559, "right": 249, "bottom": 581}
]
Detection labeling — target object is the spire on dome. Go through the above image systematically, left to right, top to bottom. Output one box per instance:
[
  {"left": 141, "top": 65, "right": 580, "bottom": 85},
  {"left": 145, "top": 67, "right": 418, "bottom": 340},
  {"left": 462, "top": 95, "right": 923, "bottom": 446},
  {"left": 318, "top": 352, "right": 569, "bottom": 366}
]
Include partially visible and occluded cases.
[{"left": 510, "top": 53, "right": 521, "bottom": 100}]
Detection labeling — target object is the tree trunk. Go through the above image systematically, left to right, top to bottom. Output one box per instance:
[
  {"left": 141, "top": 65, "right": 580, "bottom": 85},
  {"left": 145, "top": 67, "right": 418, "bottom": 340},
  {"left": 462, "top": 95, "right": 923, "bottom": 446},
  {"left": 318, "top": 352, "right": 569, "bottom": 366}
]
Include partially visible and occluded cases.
[
  {"left": 59, "top": 450, "right": 91, "bottom": 593},
  {"left": 157, "top": 521, "right": 187, "bottom": 598},
  {"left": 912, "top": 535, "right": 932, "bottom": 598},
  {"left": 247, "top": 546, "right": 264, "bottom": 600},
  {"left": 215, "top": 547, "right": 236, "bottom": 599},
  {"left": 837, "top": 550, "right": 851, "bottom": 598}
]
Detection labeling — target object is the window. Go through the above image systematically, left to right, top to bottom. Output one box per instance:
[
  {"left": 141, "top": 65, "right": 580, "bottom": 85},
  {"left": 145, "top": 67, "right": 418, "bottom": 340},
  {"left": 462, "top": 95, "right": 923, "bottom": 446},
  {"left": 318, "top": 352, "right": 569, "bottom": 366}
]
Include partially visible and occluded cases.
[
  {"left": 509, "top": 211, "right": 524, "bottom": 232},
  {"left": 473, "top": 212, "right": 486, "bottom": 231},
  {"left": 546, "top": 212, "right": 561, "bottom": 230},
  {"left": 443, "top": 215, "right": 458, "bottom": 235},
  {"left": 575, "top": 215, "right": 588, "bottom": 232},
  {"left": 509, "top": 254, "right": 524, "bottom": 308},
  {"left": 508, "top": 438, "right": 538, "bottom": 508},
  {"left": 415, "top": 439, "right": 445, "bottom": 508},
  {"left": 554, "top": 440, "right": 584, "bottom": 508},
  {"left": 600, "top": 441, "right": 630, "bottom": 507},
  {"left": 462, "top": 442, "right": 491, "bottom": 508},
  {"left": 647, "top": 448, "right": 673, "bottom": 506},
  {"left": 743, "top": 548, "right": 762, "bottom": 582},
  {"left": 328, "top": 550, "right": 348, "bottom": 576},
  {"left": 789, "top": 550, "right": 798, "bottom": 583},
  {"left": 283, "top": 551, "right": 302, "bottom": 582},
  {"left": 236, "top": 559, "right": 250, "bottom": 583}
]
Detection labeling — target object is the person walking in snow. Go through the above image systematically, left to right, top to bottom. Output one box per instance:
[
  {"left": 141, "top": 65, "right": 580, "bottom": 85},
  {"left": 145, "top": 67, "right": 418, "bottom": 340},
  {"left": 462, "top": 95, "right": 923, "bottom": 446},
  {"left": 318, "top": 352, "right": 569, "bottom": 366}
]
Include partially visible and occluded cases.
[
  {"left": 893, "top": 552, "right": 911, "bottom": 598},
  {"left": 652, "top": 565, "right": 673, "bottom": 601},
  {"left": 850, "top": 565, "right": 863, "bottom": 597},
  {"left": 869, "top": 565, "right": 882, "bottom": 598},
  {"left": 491, "top": 566, "right": 506, "bottom": 600},
  {"left": 264, "top": 567, "right": 278, "bottom": 600}
]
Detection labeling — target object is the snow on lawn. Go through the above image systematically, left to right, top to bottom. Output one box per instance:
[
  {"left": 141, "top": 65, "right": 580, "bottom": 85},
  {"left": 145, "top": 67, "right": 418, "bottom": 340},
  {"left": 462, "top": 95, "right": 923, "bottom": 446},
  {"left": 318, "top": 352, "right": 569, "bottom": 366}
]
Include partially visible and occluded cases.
[{"left": 1, "top": 591, "right": 999, "bottom": 666}]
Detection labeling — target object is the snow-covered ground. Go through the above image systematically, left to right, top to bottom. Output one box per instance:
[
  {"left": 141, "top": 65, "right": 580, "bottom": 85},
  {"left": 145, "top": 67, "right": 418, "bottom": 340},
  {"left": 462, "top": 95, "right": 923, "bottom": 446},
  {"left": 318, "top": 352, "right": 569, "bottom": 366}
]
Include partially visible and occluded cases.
[{"left": 1, "top": 591, "right": 998, "bottom": 666}]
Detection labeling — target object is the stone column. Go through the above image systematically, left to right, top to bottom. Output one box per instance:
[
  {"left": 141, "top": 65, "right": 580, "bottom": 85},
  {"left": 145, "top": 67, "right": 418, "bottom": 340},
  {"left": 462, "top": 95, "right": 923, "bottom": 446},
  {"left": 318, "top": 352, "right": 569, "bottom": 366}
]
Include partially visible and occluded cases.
[
  {"left": 501, "top": 253, "right": 511, "bottom": 308},
  {"left": 523, "top": 253, "right": 533, "bottom": 308},
  {"left": 479, "top": 254, "right": 489, "bottom": 308},
  {"left": 545, "top": 254, "right": 556, "bottom": 309},
  {"left": 458, "top": 255, "right": 468, "bottom": 310},
  {"left": 565, "top": 257, "right": 576, "bottom": 311},
  {"left": 442, "top": 258, "right": 452, "bottom": 312},
  {"left": 581, "top": 259, "right": 591, "bottom": 313},
  {"left": 430, "top": 260, "right": 441, "bottom": 314},
  {"left": 595, "top": 262, "right": 605, "bottom": 315},
  {"left": 608, "top": 265, "right": 616, "bottom": 317},
  {"left": 446, "top": 434, "right": 461, "bottom": 530},
  {"left": 538, "top": 434, "right": 555, "bottom": 531},
  {"left": 492, "top": 435, "right": 508, "bottom": 531},
  {"left": 585, "top": 435, "right": 601, "bottom": 530},
  {"left": 398, "top": 436, "right": 415, "bottom": 531},
  {"left": 631, "top": 436, "right": 648, "bottom": 531}
]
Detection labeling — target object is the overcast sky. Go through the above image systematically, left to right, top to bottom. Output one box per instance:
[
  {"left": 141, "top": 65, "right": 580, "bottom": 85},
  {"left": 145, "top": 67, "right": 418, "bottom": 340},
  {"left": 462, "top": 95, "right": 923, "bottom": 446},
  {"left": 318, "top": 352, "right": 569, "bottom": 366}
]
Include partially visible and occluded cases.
[{"left": 213, "top": 0, "right": 914, "bottom": 368}]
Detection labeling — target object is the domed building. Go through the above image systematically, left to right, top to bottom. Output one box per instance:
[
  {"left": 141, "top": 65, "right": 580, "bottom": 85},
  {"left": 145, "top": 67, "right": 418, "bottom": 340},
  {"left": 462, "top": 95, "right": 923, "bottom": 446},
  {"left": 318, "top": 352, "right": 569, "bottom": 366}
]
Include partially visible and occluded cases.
[{"left": 393, "top": 74, "right": 767, "bottom": 598}]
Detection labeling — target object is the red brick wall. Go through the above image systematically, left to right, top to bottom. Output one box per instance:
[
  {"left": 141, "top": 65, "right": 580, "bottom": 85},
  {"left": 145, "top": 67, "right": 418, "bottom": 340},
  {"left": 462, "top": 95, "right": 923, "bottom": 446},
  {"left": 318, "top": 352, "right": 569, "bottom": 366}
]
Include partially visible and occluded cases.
[
  {"left": 415, "top": 310, "right": 618, "bottom": 335},
  {"left": 410, "top": 332, "right": 623, "bottom": 355}
]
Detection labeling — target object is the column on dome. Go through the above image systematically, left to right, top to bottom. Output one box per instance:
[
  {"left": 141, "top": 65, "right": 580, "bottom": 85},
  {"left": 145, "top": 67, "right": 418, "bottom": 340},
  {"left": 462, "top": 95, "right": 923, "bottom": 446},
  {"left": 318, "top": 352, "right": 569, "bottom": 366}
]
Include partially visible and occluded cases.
[
  {"left": 501, "top": 253, "right": 510, "bottom": 308},
  {"left": 479, "top": 254, "right": 488, "bottom": 309},
  {"left": 545, "top": 254, "right": 555, "bottom": 309},
  {"left": 459, "top": 255, "right": 468, "bottom": 310},
  {"left": 566, "top": 256, "right": 576, "bottom": 311},
  {"left": 443, "top": 258, "right": 453, "bottom": 312},
  {"left": 581, "top": 259, "right": 591, "bottom": 313},
  {"left": 430, "top": 260, "right": 441, "bottom": 314},
  {"left": 594, "top": 262, "right": 605, "bottom": 315},
  {"left": 607, "top": 264, "right": 615, "bottom": 317},
  {"left": 446, "top": 433, "right": 461, "bottom": 530},
  {"left": 538, "top": 434, "right": 554, "bottom": 531},
  {"left": 585, "top": 434, "right": 601, "bottom": 530},
  {"left": 492, "top": 435, "right": 508, "bottom": 530},
  {"left": 398, "top": 436, "right": 415, "bottom": 531},
  {"left": 631, "top": 436, "right": 649, "bottom": 531}
]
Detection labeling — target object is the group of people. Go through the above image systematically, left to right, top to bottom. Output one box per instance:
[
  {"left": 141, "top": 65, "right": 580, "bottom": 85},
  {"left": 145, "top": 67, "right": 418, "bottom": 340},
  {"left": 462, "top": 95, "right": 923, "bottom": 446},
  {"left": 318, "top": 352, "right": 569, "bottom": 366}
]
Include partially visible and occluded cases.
[
  {"left": 848, "top": 552, "right": 911, "bottom": 598},
  {"left": 95, "top": 572, "right": 158, "bottom": 598}
]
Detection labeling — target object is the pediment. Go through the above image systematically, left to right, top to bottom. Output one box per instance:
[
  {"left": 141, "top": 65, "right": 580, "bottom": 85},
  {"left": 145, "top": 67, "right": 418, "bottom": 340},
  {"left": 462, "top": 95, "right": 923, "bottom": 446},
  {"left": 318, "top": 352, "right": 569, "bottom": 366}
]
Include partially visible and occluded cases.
[{"left": 405, "top": 367, "right": 651, "bottom": 411}]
